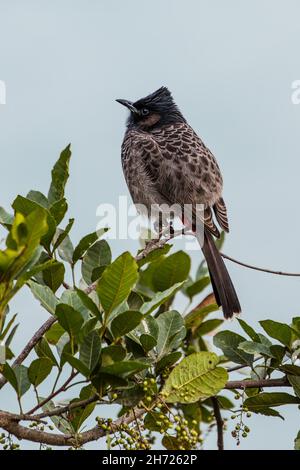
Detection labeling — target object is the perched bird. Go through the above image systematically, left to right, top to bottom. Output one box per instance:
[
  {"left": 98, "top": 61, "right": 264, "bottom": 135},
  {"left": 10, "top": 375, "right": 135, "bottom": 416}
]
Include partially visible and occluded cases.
[{"left": 116, "top": 87, "right": 241, "bottom": 318}]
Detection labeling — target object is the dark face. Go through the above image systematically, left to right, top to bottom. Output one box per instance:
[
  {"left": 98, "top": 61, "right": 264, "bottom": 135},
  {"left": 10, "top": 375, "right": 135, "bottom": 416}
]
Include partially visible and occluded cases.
[{"left": 116, "top": 87, "right": 185, "bottom": 130}]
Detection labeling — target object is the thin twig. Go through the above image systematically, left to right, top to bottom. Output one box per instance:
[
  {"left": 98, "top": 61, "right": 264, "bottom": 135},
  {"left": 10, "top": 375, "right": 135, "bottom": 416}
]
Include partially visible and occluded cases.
[
  {"left": 221, "top": 252, "right": 300, "bottom": 277},
  {"left": 0, "top": 316, "right": 57, "bottom": 390},
  {"left": 227, "top": 356, "right": 262, "bottom": 373},
  {"left": 26, "top": 371, "right": 78, "bottom": 415},
  {"left": 32, "top": 395, "right": 100, "bottom": 420},
  {"left": 211, "top": 397, "right": 224, "bottom": 450}
]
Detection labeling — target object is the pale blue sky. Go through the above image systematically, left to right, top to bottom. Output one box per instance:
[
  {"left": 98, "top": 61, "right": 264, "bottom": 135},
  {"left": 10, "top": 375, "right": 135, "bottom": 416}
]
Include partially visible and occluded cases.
[{"left": 0, "top": 0, "right": 300, "bottom": 449}]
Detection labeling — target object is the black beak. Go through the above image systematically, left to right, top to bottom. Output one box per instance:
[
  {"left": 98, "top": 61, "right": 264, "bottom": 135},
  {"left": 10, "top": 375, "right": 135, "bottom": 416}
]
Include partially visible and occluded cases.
[{"left": 116, "top": 99, "right": 139, "bottom": 114}]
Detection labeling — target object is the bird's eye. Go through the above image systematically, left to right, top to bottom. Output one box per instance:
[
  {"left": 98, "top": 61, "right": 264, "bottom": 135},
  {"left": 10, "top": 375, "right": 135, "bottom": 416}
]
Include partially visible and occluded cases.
[{"left": 141, "top": 108, "right": 149, "bottom": 116}]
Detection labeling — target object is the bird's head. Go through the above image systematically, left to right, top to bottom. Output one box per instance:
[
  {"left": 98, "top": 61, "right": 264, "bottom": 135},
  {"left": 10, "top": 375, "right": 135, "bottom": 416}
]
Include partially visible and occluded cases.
[{"left": 116, "top": 87, "right": 185, "bottom": 129}]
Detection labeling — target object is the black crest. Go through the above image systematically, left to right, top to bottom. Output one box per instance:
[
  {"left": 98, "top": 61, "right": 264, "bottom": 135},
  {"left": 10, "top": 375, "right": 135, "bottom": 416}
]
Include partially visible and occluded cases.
[
  {"left": 117, "top": 87, "right": 186, "bottom": 128},
  {"left": 133, "top": 87, "right": 173, "bottom": 109}
]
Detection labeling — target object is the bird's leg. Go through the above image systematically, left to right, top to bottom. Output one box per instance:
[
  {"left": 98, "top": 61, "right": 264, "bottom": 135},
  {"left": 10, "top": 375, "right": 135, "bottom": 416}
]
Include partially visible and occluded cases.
[{"left": 153, "top": 212, "right": 170, "bottom": 239}]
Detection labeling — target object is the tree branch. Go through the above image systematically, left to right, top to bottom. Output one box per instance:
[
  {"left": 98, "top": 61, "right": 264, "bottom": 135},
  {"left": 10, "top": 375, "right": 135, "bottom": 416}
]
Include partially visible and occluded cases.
[
  {"left": 0, "top": 316, "right": 56, "bottom": 390},
  {"left": 0, "top": 376, "right": 292, "bottom": 447},
  {"left": 225, "top": 377, "right": 289, "bottom": 389},
  {"left": 211, "top": 397, "right": 224, "bottom": 450},
  {"left": 0, "top": 406, "right": 145, "bottom": 447}
]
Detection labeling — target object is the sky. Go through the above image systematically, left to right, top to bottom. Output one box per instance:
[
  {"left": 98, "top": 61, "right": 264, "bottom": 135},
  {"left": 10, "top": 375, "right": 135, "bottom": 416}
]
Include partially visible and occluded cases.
[{"left": 0, "top": 0, "right": 300, "bottom": 450}]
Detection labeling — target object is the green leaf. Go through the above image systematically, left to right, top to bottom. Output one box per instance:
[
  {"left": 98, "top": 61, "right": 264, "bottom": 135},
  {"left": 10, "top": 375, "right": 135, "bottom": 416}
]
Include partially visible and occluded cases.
[
  {"left": 48, "top": 144, "right": 71, "bottom": 204},
  {"left": 26, "top": 190, "right": 49, "bottom": 208},
  {"left": 12, "top": 196, "right": 55, "bottom": 249},
  {"left": 49, "top": 198, "right": 68, "bottom": 225},
  {"left": 0, "top": 207, "right": 14, "bottom": 227},
  {"left": 0, "top": 210, "right": 48, "bottom": 285},
  {"left": 52, "top": 218, "right": 74, "bottom": 252},
  {"left": 73, "top": 230, "right": 108, "bottom": 264},
  {"left": 55, "top": 233, "right": 74, "bottom": 264},
  {"left": 82, "top": 239, "right": 111, "bottom": 285},
  {"left": 137, "top": 244, "right": 171, "bottom": 267},
  {"left": 151, "top": 251, "right": 191, "bottom": 292},
  {"left": 97, "top": 252, "right": 138, "bottom": 321},
  {"left": 15, "top": 258, "right": 55, "bottom": 290},
  {"left": 42, "top": 261, "right": 65, "bottom": 293},
  {"left": 185, "top": 276, "right": 211, "bottom": 300},
  {"left": 28, "top": 281, "right": 59, "bottom": 314},
  {"left": 140, "top": 282, "right": 184, "bottom": 315},
  {"left": 75, "top": 289, "right": 101, "bottom": 319},
  {"left": 60, "top": 290, "right": 90, "bottom": 321},
  {"left": 127, "top": 291, "right": 144, "bottom": 310},
  {"left": 184, "top": 302, "right": 219, "bottom": 329},
  {"left": 55, "top": 304, "right": 84, "bottom": 340},
  {"left": 156, "top": 310, "right": 186, "bottom": 358},
  {"left": 111, "top": 311, "right": 143, "bottom": 339},
  {"left": 0, "top": 313, "right": 18, "bottom": 341},
  {"left": 126, "top": 316, "right": 159, "bottom": 349},
  {"left": 82, "top": 317, "right": 99, "bottom": 336},
  {"left": 196, "top": 319, "right": 223, "bottom": 336},
  {"left": 237, "top": 319, "right": 260, "bottom": 342},
  {"left": 260, "top": 320, "right": 292, "bottom": 348},
  {"left": 45, "top": 323, "right": 65, "bottom": 345},
  {"left": 79, "top": 331, "right": 101, "bottom": 373},
  {"left": 213, "top": 331, "right": 253, "bottom": 365},
  {"left": 56, "top": 333, "right": 70, "bottom": 360},
  {"left": 140, "top": 334, "right": 157, "bottom": 352},
  {"left": 35, "top": 338, "right": 58, "bottom": 367},
  {"left": 238, "top": 341, "right": 275, "bottom": 358},
  {"left": 270, "top": 344, "right": 286, "bottom": 362},
  {"left": 101, "top": 345, "right": 126, "bottom": 366},
  {"left": 156, "top": 351, "right": 182, "bottom": 372},
  {"left": 162, "top": 352, "right": 228, "bottom": 403},
  {"left": 64, "top": 353, "right": 90, "bottom": 377},
  {"left": 28, "top": 358, "right": 53, "bottom": 386},
  {"left": 100, "top": 360, "right": 149, "bottom": 377},
  {"left": 1, "top": 363, "right": 18, "bottom": 393},
  {"left": 280, "top": 364, "right": 300, "bottom": 376},
  {"left": 14, "top": 365, "right": 31, "bottom": 397},
  {"left": 288, "top": 375, "right": 300, "bottom": 399},
  {"left": 69, "top": 385, "right": 97, "bottom": 432},
  {"left": 244, "top": 392, "right": 300, "bottom": 410},
  {"left": 216, "top": 395, "right": 234, "bottom": 410},
  {"left": 41, "top": 398, "right": 74, "bottom": 434},
  {"left": 144, "top": 412, "right": 170, "bottom": 433},
  {"left": 162, "top": 435, "right": 181, "bottom": 450}
]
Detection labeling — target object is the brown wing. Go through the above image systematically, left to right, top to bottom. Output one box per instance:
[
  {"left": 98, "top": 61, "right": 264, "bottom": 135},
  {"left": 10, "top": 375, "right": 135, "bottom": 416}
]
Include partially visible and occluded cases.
[
  {"left": 150, "top": 122, "right": 227, "bottom": 236},
  {"left": 121, "top": 124, "right": 228, "bottom": 237},
  {"left": 213, "top": 197, "right": 229, "bottom": 233}
]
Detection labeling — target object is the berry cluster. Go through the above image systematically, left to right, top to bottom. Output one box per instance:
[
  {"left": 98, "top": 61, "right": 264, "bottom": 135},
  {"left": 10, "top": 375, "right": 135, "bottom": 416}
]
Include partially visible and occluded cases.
[
  {"left": 142, "top": 377, "right": 157, "bottom": 406},
  {"left": 230, "top": 395, "right": 251, "bottom": 446},
  {"left": 171, "top": 414, "right": 202, "bottom": 450},
  {"left": 96, "top": 417, "right": 152, "bottom": 450},
  {"left": 28, "top": 421, "right": 54, "bottom": 450},
  {"left": 0, "top": 432, "right": 20, "bottom": 450}
]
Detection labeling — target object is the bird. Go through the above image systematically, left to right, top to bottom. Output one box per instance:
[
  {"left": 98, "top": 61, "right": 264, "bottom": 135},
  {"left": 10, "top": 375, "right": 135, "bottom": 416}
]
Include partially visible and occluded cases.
[{"left": 116, "top": 87, "right": 241, "bottom": 318}]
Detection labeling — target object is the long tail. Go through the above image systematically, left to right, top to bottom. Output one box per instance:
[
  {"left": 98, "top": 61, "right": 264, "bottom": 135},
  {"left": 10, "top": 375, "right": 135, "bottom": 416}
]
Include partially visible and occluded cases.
[{"left": 197, "top": 229, "right": 241, "bottom": 319}]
